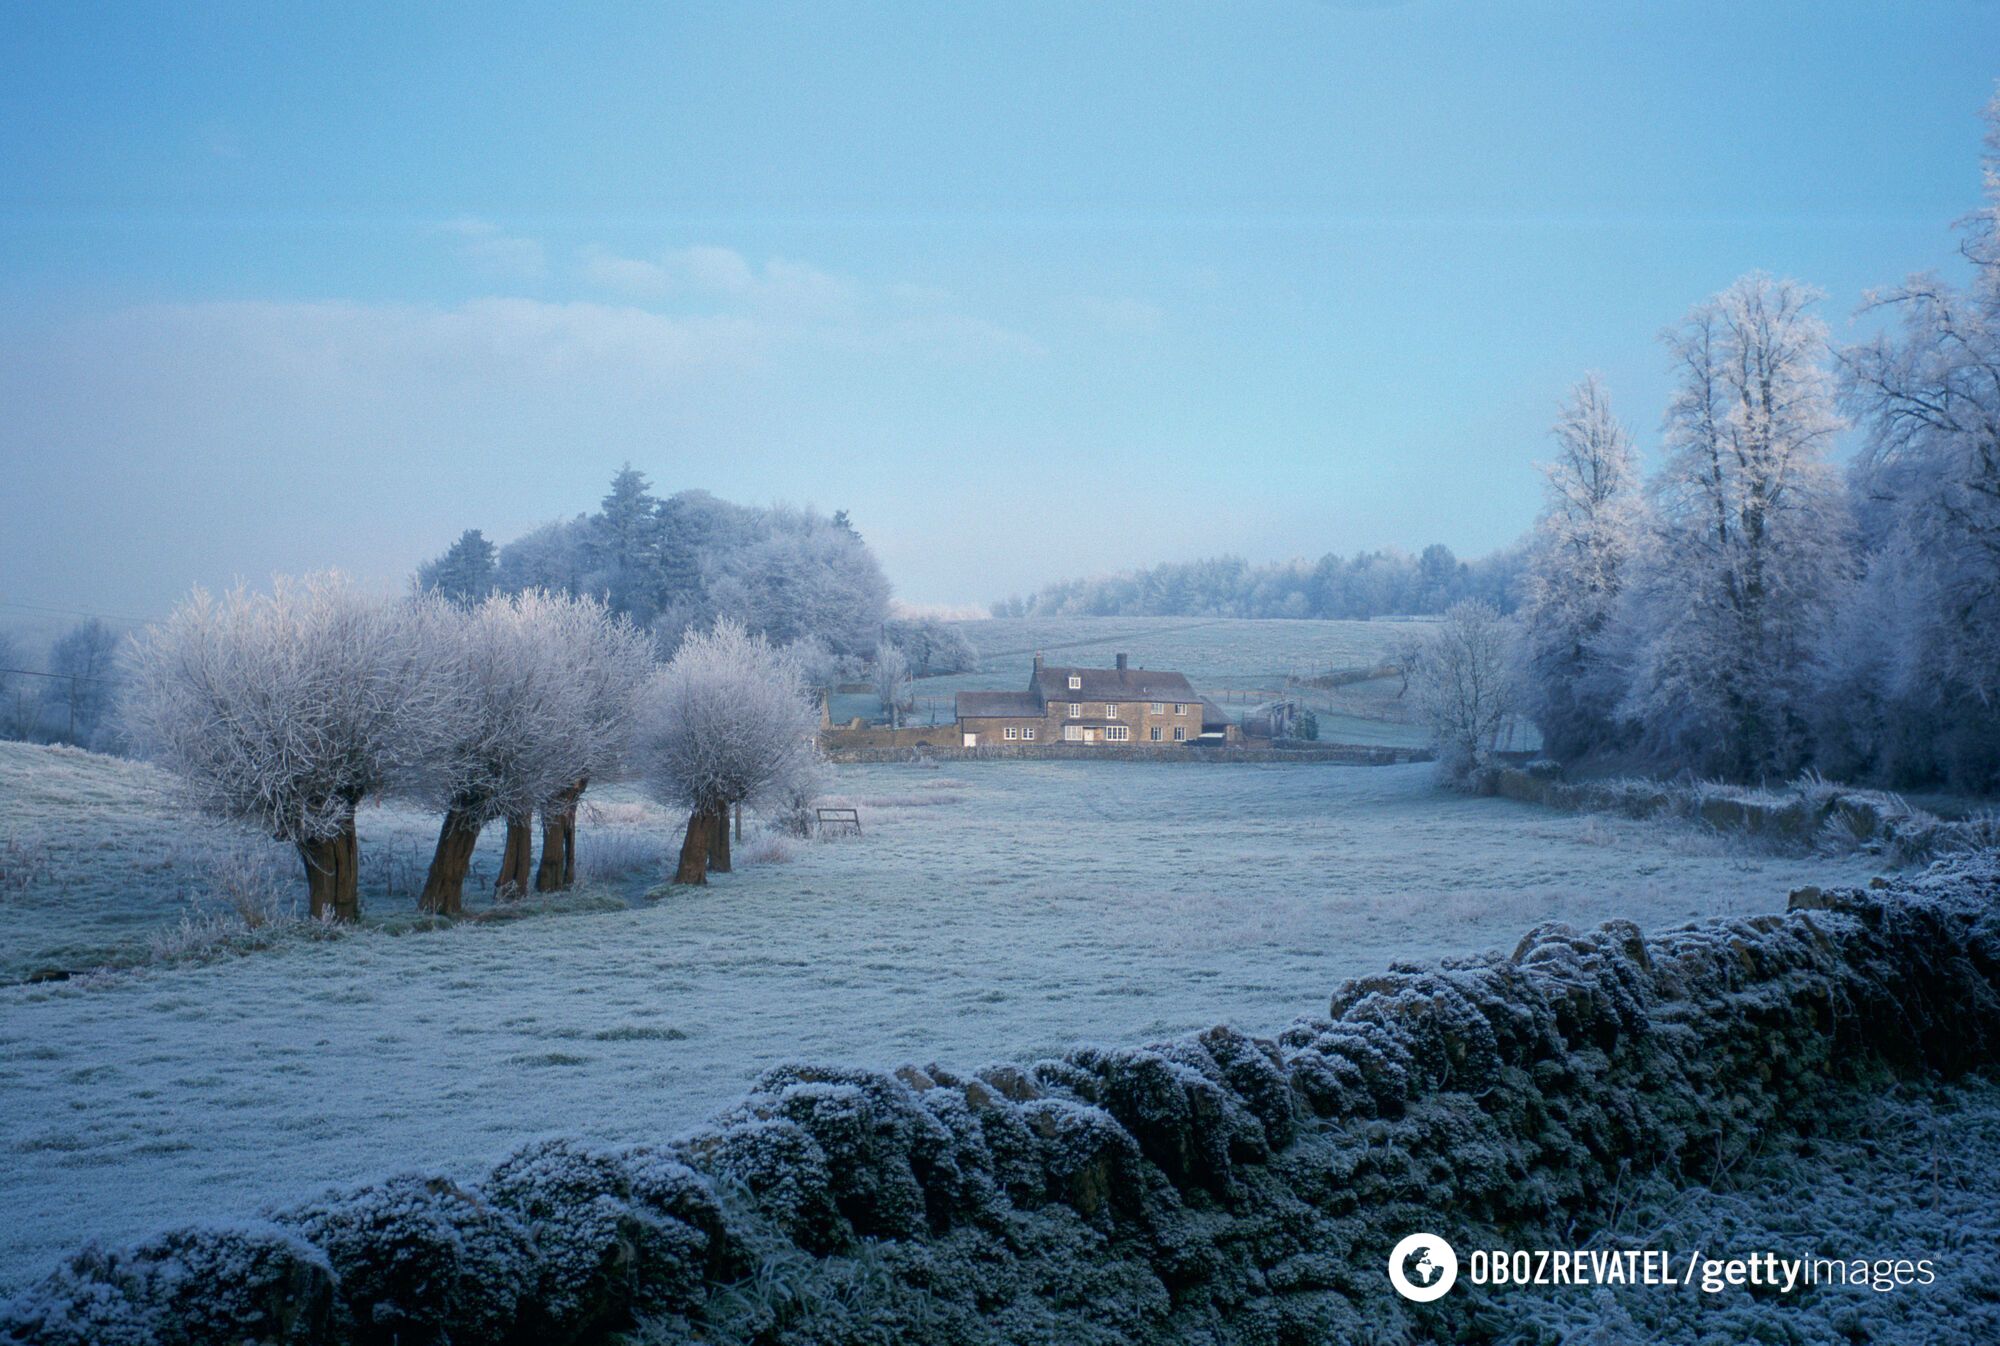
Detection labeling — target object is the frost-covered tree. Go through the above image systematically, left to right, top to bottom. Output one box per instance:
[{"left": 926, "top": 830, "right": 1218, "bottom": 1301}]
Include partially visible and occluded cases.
[
  {"left": 1833, "top": 95, "right": 2000, "bottom": 789},
  {"left": 1618, "top": 274, "right": 1851, "bottom": 780},
  {"left": 1519, "top": 376, "right": 1643, "bottom": 761},
  {"left": 590, "top": 464, "right": 667, "bottom": 626},
  {"left": 472, "top": 480, "right": 891, "bottom": 657},
  {"left": 703, "top": 505, "right": 892, "bottom": 656},
  {"left": 495, "top": 515, "right": 592, "bottom": 597},
  {"left": 415, "top": 529, "right": 498, "bottom": 608},
  {"left": 123, "top": 575, "right": 442, "bottom": 921},
  {"left": 402, "top": 591, "right": 639, "bottom": 912},
  {"left": 532, "top": 598, "right": 654, "bottom": 893},
  {"left": 1411, "top": 600, "right": 1519, "bottom": 786},
  {"left": 883, "top": 616, "right": 978, "bottom": 676},
  {"left": 44, "top": 618, "right": 123, "bottom": 746},
  {"left": 634, "top": 621, "right": 823, "bottom": 885},
  {"left": 873, "top": 643, "right": 911, "bottom": 728}
]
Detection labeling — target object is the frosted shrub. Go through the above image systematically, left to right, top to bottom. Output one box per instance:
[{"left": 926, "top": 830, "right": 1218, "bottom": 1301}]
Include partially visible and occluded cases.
[
  {"left": 572, "top": 825, "right": 673, "bottom": 885},
  {"left": 0, "top": 830, "right": 52, "bottom": 898},
  {"left": 165, "top": 832, "right": 295, "bottom": 929},
  {"left": 740, "top": 833, "right": 800, "bottom": 866}
]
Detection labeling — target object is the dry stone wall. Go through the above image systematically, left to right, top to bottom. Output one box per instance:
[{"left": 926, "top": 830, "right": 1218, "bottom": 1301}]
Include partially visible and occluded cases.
[{"left": 5, "top": 857, "right": 1997, "bottom": 1345}]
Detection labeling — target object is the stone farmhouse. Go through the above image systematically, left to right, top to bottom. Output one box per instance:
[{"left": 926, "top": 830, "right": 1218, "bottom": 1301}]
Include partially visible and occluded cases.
[{"left": 954, "top": 653, "right": 1235, "bottom": 747}]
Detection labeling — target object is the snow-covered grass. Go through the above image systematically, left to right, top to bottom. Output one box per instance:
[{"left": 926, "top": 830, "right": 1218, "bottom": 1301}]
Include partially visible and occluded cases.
[
  {"left": 0, "top": 740, "right": 683, "bottom": 983},
  {"left": 0, "top": 744, "right": 1886, "bottom": 1295}
]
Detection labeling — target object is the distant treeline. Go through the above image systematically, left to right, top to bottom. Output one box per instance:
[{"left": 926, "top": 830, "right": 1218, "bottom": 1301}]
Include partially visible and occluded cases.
[{"left": 993, "top": 544, "right": 1526, "bottom": 620}]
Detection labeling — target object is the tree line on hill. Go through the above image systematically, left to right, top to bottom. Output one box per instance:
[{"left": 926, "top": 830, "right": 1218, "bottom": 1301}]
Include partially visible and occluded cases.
[
  {"left": 1413, "top": 98, "right": 2000, "bottom": 794},
  {"left": 993, "top": 544, "right": 1525, "bottom": 622}
]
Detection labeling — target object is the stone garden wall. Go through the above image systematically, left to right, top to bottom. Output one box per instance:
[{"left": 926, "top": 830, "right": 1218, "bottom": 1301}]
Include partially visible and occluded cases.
[{"left": 6, "top": 857, "right": 1998, "bottom": 1344}]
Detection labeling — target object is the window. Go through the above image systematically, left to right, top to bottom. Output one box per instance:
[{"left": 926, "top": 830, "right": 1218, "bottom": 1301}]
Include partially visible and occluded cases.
[
  {"left": 1067, "top": 675, "right": 1082, "bottom": 690},
  {"left": 1068, "top": 702, "right": 1082, "bottom": 717},
  {"left": 1150, "top": 702, "right": 1164, "bottom": 714},
  {"left": 1106, "top": 703, "right": 1119, "bottom": 719},
  {"left": 1174, "top": 703, "right": 1187, "bottom": 715},
  {"left": 1064, "top": 725, "right": 1083, "bottom": 742},
  {"left": 1106, "top": 725, "right": 1130, "bottom": 741},
  {"left": 1004, "top": 726, "right": 1019, "bottom": 740},
  {"left": 1149, "top": 726, "right": 1161, "bottom": 742},
  {"left": 1172, "top": 726, "right": 1186, "bottom": 741},
  {"left": 1022, "top": 727, "right": 1035, "bottom": 741}
]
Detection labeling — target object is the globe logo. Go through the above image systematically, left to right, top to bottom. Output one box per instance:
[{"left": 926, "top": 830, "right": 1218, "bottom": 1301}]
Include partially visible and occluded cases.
[{"left": 1387, "top": 1232, "right": 1459, "bottom": 1302}]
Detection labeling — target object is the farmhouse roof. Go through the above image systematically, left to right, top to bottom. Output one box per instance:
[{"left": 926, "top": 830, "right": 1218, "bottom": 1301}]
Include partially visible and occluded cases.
[
  {"left": 1032, "top": 665, "right": 1196, "bottom": 702},
  {"left": 955, "top": 691, "right": 1044, "bottom": 719},
  {"left": 1200, "top": 697, "right": 1232, "bottom": 730}
]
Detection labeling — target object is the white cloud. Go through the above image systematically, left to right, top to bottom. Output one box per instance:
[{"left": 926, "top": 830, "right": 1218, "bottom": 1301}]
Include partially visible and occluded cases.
[
  {"left": 441, "top": 218, "right": 549, "bottom": 281},
  {"left": 576, "top": 243, "right": 1038, "bottom": 356},
  {"left": 578, "top": 243, "right": 860, "bottom": 317}
]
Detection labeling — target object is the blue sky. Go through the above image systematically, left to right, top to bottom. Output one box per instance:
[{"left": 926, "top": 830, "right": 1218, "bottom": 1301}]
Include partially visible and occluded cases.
[{"left": 3, "top": 1, "right": 1997, "bottom": 623}]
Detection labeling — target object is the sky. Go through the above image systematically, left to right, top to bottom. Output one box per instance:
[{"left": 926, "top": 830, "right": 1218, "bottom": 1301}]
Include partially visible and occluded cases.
[{"left": 2, "top": 1, "right": 1998, "bottom": 634}]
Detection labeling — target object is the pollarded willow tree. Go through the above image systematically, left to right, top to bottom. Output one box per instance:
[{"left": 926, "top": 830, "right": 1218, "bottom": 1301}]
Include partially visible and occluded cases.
[
  {"left": 1617, "top": 273, "right": 1852, "bottom": 781},
  {"left": 1518, "top": 375, "right": 1643, "bottom": 761},
  {"left": 123, "top": 574, "right": 444, "bottom": 922},
  {"left": 403, "top": 591, "right": 605, "bottom": 914},
  {"left": 532, "top": 596, "right": 654, "bottom": 893},
  {"left": 634, "top": 620, "right": 824, "bottom": 885}
]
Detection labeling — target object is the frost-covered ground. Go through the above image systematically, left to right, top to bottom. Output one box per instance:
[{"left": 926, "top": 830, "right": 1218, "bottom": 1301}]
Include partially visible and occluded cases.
[
  {"left": 0, "top": 741, "right": 684, "bottom": 983},
  {"left": 0, "top": 744, "right": 1887, "bottom": 1295},
  {"left": 1476, "top": 1072, "right": 2000, "bottom": 1345}
]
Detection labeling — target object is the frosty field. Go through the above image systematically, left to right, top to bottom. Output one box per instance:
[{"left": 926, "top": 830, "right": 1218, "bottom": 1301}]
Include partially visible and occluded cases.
[{"left": 0, "top": 742, "right": 1885, "bottom": 1295}]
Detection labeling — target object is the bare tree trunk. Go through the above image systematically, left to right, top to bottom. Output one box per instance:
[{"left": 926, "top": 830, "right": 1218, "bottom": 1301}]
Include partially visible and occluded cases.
[
  {"left": 534, "top": 779, "right": 586, "bottom": 892},
  {"left": 708, "top": 803, "right": 732, "bottom": 873},
  {"left": 674, "top": 805, "right": 712, "bottom": 885},
  {"left": 420, "top": 807, "right": 483, "bottom": 916},
  {"left": 299, "top": 812, "right": 361, "bottom": 923},
  {"left": 494, "top": 814, "right": 534, "bottom": 898}
]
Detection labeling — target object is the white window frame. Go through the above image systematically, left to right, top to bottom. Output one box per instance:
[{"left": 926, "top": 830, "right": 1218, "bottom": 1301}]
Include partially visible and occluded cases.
[
  {"left": 1067, "top": 674, "right": 1082, "bottom": 690},
  {"left": 1068, "top": 702, "right": 1082, "bottom": 718},
  {"left": 1150, "top": 702, "right": 1164, "bottom": 714},
  {"left": 1106, "top": 703, "right": 1119, "bottom": 719},
  {"left": 1174, "top": 703, "right": 1187, "bottom": 715},
  {"left": 1064, "top": 725, "right": 1084, "bottom": 742},
  {"left": 1106, "top": 725, "right": 1130, "bottom": 742},
  {"left": 1149, "top": 725, "right": 1162, "bottom": 742},
  {"left": 1172, "top": 725, "right": 1186, "bottom": 741},
  {"left": 1004, "top": 726, "right": 1019, "bottom": 740},
  {"left": 1021, "top": 726, "right": 1035, "bottom": 741}
]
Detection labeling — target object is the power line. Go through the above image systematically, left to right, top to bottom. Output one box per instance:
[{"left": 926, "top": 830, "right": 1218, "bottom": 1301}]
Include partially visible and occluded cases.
[{"left": 0, "top": 598, "right": 156, "bottom": 625}]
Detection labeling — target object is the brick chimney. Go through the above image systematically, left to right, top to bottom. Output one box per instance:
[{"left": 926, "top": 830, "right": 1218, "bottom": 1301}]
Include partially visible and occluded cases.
[
  {"left": 1033, "top": 651, "right": 1044, "bottom": 672},
  {"left": 1115, "top": 652, "right": 1129, "bottom": 670}
]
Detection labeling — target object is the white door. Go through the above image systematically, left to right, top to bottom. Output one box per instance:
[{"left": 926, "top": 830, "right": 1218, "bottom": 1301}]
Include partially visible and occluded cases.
[{"left": 963, "top": 732, "right": 978, "bottom": 747}]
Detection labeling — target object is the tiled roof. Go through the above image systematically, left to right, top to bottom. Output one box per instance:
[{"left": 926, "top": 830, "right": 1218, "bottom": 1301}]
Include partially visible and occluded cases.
[
  {"left": 1032, "top": 666, "right": 1195, "bottom": 702},
  {"left": 955, "top": 691, "right": 1044, "bottom": 718}
]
